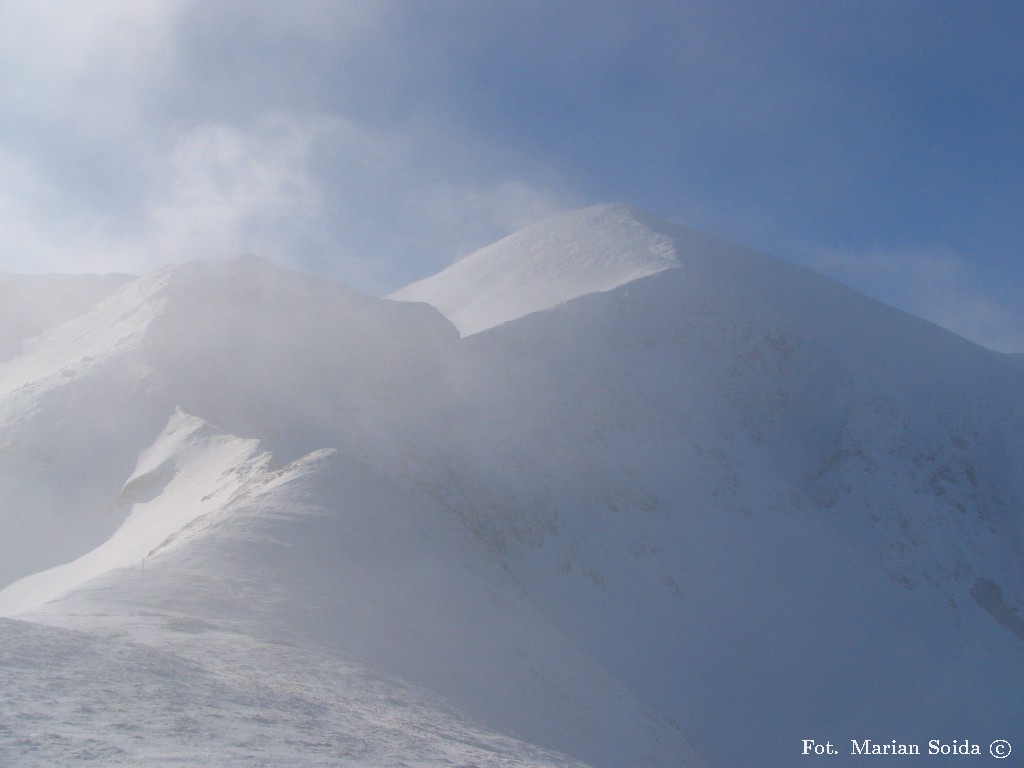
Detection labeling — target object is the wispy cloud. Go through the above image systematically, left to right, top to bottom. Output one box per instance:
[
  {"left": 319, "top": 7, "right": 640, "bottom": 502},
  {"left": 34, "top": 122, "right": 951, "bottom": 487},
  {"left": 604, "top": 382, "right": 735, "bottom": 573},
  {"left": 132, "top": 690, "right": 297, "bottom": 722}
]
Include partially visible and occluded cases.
[
  {"left": 0, "top": 114, "right": 324, "bottom": 276},
  {"left": 148, "top": 117, "right": 325, "bottom": 267}
]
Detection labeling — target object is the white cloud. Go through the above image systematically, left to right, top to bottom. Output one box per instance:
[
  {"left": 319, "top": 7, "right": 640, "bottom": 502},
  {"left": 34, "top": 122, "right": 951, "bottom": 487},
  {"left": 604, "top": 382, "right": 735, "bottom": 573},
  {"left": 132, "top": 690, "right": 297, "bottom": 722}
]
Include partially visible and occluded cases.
[{"left": 0, "top": 102, "right": 570, "bottom": 292}]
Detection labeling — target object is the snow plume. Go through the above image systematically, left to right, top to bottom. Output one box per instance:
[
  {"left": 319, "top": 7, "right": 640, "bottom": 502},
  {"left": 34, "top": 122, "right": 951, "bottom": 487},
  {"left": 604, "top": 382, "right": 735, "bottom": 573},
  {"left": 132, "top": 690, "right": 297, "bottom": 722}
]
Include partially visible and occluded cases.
[{"left": 149, "top": 117, "right": 327, "bottom": 267}]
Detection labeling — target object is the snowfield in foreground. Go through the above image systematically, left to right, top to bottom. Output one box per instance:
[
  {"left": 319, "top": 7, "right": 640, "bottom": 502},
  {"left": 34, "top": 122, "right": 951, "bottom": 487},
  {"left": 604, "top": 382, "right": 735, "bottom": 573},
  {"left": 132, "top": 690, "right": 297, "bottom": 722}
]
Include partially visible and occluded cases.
[{"left": 0, "top": 617, "right": 588, "bottom": 768}]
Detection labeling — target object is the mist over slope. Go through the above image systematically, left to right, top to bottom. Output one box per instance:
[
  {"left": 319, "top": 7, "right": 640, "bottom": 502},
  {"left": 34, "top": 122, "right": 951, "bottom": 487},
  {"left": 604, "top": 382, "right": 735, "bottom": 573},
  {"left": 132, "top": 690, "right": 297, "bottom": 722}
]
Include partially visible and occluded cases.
[
  {"left": 2, "top": 204, "right": 1023, "bottom": 767},
  {"left": 0, "top": 256, "right": 458, "bottom": 585},
  {"left": 0, "top": 271, "right": 131, "bottom": 363}
]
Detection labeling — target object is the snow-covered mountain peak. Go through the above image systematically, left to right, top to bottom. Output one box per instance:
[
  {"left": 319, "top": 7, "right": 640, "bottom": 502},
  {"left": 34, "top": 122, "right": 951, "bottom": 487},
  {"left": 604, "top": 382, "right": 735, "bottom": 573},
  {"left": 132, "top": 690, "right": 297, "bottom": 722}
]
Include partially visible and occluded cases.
[{"left": 389, "top": 203, "right": 684, "bottom": 335}]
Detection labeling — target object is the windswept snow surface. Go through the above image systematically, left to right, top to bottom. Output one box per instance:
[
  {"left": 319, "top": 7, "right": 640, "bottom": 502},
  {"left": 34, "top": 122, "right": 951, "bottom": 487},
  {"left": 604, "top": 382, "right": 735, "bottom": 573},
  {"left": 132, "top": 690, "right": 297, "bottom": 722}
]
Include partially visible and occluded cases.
[
  {"left": 388, "top": 203, "right": 681, "bottom": 335},
  {"left": 4, "top": 206, "right": 1024, "bottom": 766},
  {"left": 0, "top": 617, "right": 590, "bottom": 768}
]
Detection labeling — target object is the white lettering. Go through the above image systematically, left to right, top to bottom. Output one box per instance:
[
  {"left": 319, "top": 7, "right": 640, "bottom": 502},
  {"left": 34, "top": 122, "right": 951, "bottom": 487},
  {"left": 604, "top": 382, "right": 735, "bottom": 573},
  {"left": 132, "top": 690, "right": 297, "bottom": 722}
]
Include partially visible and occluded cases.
[
  {"left": 851, "top": 739, "right": 919, "bottom": 755},
  {"left": 928, "top": 739, "right": 982, "bottom": 755},
  {"left": 803, "top": 740, "right": 837, "bottom": 755}
]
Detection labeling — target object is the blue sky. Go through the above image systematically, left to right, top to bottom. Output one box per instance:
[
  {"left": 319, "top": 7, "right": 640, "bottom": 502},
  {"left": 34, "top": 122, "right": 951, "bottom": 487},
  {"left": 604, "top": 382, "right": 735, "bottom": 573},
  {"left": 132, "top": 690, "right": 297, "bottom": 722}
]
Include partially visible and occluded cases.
[{"left": 1, "top": 1, "right": 1022, "bottom": 350}]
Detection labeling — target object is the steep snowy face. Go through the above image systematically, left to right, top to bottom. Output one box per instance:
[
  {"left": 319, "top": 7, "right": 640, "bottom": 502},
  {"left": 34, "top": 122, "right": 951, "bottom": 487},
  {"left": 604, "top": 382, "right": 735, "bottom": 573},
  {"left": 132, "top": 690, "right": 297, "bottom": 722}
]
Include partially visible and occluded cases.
[
  {"left": 388, "top": 203, "right": 683, "bottom": 335},
  {"left": 444, "top": 221, "right": 1024, "bottom": 599},
  {"left": 428, "top": 229, "right": 1024, "bottom": 766}
]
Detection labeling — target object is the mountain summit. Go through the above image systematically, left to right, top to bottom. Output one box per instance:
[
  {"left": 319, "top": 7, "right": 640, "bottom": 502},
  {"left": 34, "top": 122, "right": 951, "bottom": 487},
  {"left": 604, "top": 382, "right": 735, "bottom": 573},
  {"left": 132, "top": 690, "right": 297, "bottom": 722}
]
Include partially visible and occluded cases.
[{"left": 389, "top": 203, "right": 687, "bottom": 334}]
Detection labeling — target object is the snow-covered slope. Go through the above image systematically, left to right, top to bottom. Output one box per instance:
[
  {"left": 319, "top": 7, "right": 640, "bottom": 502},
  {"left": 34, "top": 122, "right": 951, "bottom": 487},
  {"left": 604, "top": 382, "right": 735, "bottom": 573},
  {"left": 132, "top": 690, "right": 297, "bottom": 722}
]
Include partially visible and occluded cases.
[
  {"left": 388, "top": 203, "right": 682, "bottom": 335},
  {"left": 3, "top": 206, "right": 1024, "bottom": 767},
  {"left": 440, "top": 258, "right": 1024, "bottom": 766},
  {"left": 0, "top": 271, "right": 131, "bottom": 362},
  {"left": 0, "top": 617, "right": 590, "bottom": 768}
]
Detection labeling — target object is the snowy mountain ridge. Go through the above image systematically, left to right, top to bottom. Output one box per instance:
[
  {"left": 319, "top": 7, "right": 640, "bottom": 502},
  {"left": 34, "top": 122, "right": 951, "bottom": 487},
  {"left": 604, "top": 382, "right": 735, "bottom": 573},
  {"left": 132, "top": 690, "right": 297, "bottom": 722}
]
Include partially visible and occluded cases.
[
  {"left": 389, "top": 203, "right": 683, "bottom": 335},
  {"left": 2, "top": 204, "right": 1024, "bottom": 767},
  {"left": 0, "top": 409, "right": 285, "bottom": 615}
]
